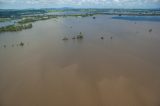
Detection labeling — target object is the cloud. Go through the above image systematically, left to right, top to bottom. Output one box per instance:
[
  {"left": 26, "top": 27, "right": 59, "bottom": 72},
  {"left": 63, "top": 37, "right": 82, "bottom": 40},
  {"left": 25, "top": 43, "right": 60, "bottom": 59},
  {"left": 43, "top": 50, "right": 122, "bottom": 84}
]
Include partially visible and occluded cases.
[{"left": 0, "top": 0, "right": 160, "bottom": 8}]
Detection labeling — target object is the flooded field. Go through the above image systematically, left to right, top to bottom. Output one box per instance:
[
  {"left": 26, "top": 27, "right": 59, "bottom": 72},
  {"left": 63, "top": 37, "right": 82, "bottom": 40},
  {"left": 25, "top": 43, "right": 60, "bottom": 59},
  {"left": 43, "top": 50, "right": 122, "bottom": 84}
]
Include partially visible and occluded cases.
[{"left": 0, "top": 15, "right": 160, "bottom": 106}]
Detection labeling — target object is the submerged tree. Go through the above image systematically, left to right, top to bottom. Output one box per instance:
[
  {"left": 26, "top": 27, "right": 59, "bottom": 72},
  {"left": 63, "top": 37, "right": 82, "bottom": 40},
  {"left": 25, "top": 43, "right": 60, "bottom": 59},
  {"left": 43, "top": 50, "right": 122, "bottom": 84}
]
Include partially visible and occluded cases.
[
  {"left": 149, "top": 29, "right": 152, "bottom": 32},
  {"left": 77, "top": 32, "right": 84, "bottom": 39},
  {"left": 72, "top": 36, "right": 76, "bottom": 39},
  {"left": 62, "top": 37, "right": 69, "bottom": 40},
  {"left": 20, "top": 42, "right": 24, "bottom": 46},
  {"left": 3, "top": 45, "right": 6, "bottom": 48}
]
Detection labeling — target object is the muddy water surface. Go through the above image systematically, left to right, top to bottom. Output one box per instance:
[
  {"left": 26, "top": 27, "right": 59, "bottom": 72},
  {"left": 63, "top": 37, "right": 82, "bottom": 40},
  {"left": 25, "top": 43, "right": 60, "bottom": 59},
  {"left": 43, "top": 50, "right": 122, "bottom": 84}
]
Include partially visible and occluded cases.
[{"left": 0, "top": 15, "right": 160, "bottom": 106}]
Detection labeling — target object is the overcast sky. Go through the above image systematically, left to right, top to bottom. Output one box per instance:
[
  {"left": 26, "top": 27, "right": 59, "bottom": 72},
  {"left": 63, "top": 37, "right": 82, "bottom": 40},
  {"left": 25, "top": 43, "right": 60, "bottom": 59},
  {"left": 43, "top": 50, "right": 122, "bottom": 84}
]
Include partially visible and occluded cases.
[{"left": 0, "top": 0, "right": 160, "bottom": 9}]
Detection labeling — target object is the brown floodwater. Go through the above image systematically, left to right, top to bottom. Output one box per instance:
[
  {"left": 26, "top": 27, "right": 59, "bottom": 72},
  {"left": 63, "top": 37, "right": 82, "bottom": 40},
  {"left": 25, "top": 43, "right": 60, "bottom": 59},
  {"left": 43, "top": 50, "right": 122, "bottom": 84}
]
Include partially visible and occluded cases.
[{"left": 0, "top": 15, "right": 160, "bottom": 106}]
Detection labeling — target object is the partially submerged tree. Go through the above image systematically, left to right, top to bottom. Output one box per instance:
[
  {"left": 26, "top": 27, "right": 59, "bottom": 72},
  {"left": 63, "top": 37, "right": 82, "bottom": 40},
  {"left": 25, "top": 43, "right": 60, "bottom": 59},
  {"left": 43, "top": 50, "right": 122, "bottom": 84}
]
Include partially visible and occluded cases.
[
  {"left": 149, "top": 29, "right": 152, "bottom": 32},
  {"left": 77, "top": 32, "right": 84, "bottom": 39},
  {"left": 72, "top": 36, "right": 76, "bottom": 39},
  {"left": 62, "top": 37, "right": 69, "bottom": 40},
  {"left": 101, "top": 37, "right": 104, "bottom": 40},
  {"left": 20, "top": 42, "right": 24, "bottom": 46},
  {"left": 3, "top": 45, "right": 6, "bottom": 48}
]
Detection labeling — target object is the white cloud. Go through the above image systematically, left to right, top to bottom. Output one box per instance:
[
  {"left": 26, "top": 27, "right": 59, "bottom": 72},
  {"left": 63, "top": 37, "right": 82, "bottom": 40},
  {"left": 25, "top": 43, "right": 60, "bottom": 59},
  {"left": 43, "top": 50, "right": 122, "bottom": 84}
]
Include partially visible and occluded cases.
[{"left": 0, "top": 0, "right": 160, "bottom": 8}]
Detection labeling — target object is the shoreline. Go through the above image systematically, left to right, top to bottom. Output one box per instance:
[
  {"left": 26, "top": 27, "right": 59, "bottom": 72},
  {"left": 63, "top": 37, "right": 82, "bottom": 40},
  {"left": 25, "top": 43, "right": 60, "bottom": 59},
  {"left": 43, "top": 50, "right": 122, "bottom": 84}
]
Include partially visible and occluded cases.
[{"left": 1, "top": 13, "right": 160, "bottom": 33}]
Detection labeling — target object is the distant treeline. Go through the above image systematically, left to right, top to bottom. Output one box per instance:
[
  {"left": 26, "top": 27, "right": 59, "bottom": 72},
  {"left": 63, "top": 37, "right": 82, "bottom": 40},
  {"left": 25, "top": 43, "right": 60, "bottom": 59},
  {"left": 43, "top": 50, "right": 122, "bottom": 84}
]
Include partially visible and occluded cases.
[{"left": 0, "top": 8, "right": 160, "bottom": 18}]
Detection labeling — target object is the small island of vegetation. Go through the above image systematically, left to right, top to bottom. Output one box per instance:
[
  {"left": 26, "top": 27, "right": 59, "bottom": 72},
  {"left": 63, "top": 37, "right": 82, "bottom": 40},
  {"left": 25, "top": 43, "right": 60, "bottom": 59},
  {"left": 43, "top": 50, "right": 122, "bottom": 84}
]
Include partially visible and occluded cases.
[
  {"left": 0, "top": 8, "right": 160, "bottom": 33},
  {"left": 0, "top": 18, "right": 11, "bottom": 22},
  {"left": 0, "top": 23, "right": 32, "bottom": 32}
]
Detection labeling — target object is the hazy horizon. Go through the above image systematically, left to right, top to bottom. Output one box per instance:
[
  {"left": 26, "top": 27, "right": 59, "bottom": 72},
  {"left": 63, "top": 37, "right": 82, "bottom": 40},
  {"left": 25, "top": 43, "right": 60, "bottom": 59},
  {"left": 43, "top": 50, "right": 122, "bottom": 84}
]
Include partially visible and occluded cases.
[
  {"left": 0, "top": 0, "right": 160, "bottom": 9},
  {"left": 0, "top": 7, "right": 160, "bottom": 10}
]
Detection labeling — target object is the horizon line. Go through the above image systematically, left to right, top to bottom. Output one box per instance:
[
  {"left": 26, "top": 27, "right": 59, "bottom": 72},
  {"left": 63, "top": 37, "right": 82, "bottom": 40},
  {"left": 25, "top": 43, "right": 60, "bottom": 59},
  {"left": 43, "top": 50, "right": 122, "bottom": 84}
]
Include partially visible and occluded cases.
[{"left": 0, "top": 7, "right": 160, "bottom": 10}]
